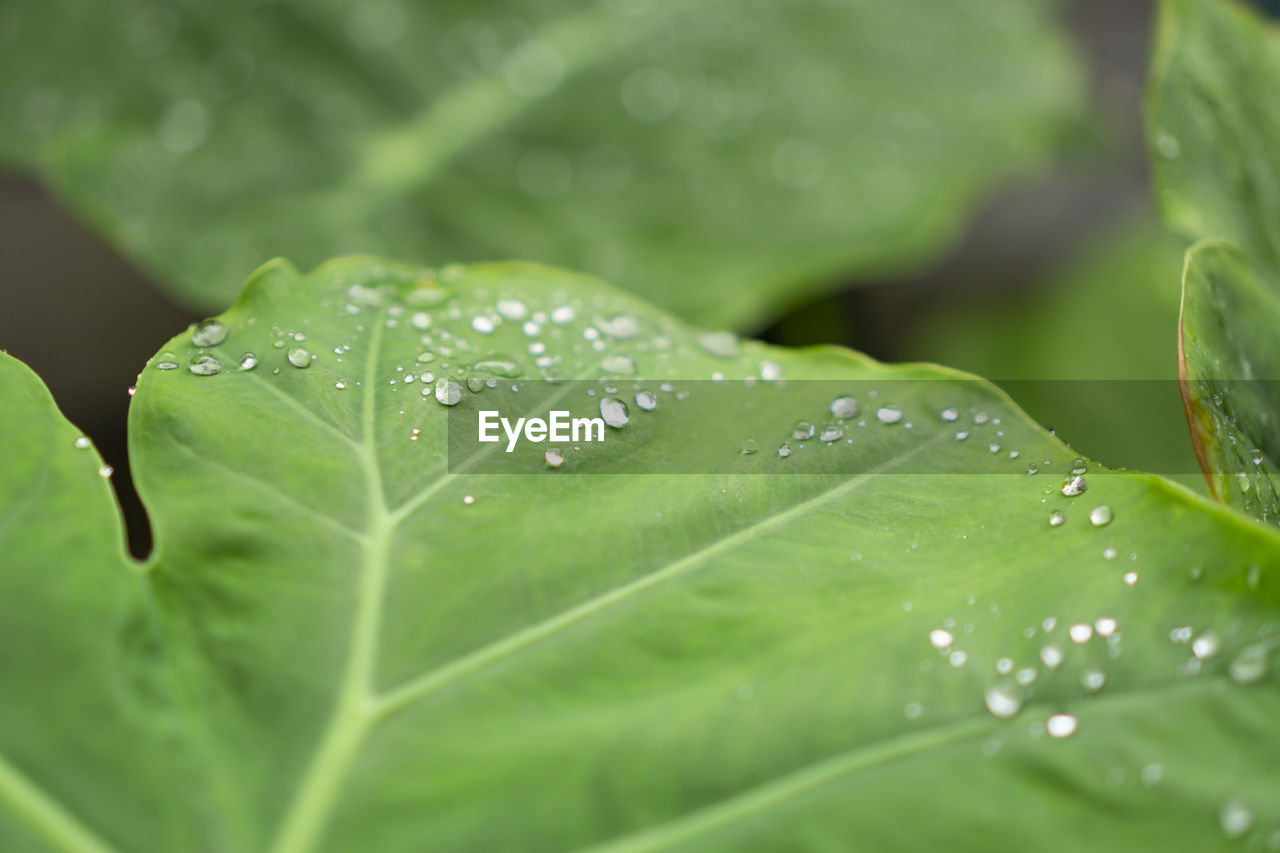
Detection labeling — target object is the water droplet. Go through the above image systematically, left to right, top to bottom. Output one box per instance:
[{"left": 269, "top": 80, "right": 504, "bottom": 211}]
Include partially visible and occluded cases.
[
  {"left": 496, "top": 299, "right": 528, "bottom": 321},
  {"left": 550, "top": 305, "right": 576, "bottom": 324},
  {"left": 410, "top": 311, "right": 431, "bottom": 330},
  {"left": 599, "top": 315, "right": 638, "bottom": 338},
  {"left": 471, "top": 316, "right": 495, "bottom": 335},
  {"left": 191, "top": 319, "right": 228, "bottom": 347},
  {"left": 697, "top": 331, "right": 740, "bottom": 359},
  {"left": 288, "top": 348, "right": 311, "bottom": 368},
  {"left": 237, "top": 352, "right": 258, "bottom": 371},
  {"left": 188, "top": 354, "right": 222, "bottom": 375},
  {"left": 602, "top": 354, "right": 636, "bottom": 375},
  {"left": 156, "top": 358, "right": 179, "bottom": 370},
  {"left": 759, "top": 361, "right": 783, "bottom": 382},
  {"left": 434, "top": 378, "right": 462, "bottom": 406},
  {"left": 335, "top": 381, "right": 347, "bottom": 390},
  {"left": 634, "top": 390, "right": 657, "bottom": 411},
  {"left": 600, "top": 396, "right": 630, "bottom": 427},
  {"left": 830, "top": 396, "right": 859, "bottom": 419},
  {"left": 876, "top": 406, "right": 903, "bottom": 424},
  {"left": 940, "top": 408, "right": 959, "bottom": 422},
  {"left": 793, "top": 421, "right": 816, "bottom": 441},
  {"left": 819, "top": 425, "right": 843, "bottom": 442},
  {"left": 955, "top": 431, "right": 969, "bottom": 441},
  {"left": 74, "top": 436, "right": 91, "bottom": 450},
  {"left": 740, "top": 439, "right": 758, "bottom": 455},
  {"left": 777, "top": 442, "right": 792, "bottom": 458},
  {"left": 544, "top": 449, "right": 565, "bottom": 468},
  {"left": 97, "top": 465, "right": 114, "bottom": 478},
  {"left": 1062, "top": 475, "right": 1087, "bottom": 497},
  {"left": 462, "top": 494, "right": 476, "bottom": 506},
  {"left": 1089, "top": 505, "right": 1113, "bottom": 527},
  {"left": 1048, "top": 511, "right": 1065, "bottom": 527},
  {"left": 1103, "top": 547, "right": 1118, "bottom": 561},
  {"left": 1094, "top": 617, "right": 1118, "bottom": 637},
  {"left": 1069, "top": 623, "right": 1093, "bottom": 644},
  {"left": 929, "top": 629, "right": 953, "bottom": 649},
  {"left": 1192, "top": 630, "right": 1220, "bottom": 661},
  {"left": 1229, "top": 643, "right": 1269, "bottom": 685},
  {"left": 1040, "top": 645, "right": 1063, "bottom": 669},
  {"left": 948, "top": 650, "right": 968, "bottom": 667},
  {"left": 995, "top": 657, "right": 1013, "bottom": 675},
  {"left": 1015, "top": 667, "right": 1038, "bottom": 686},
  {"left": 1080, "top": 668, "right": 1106, "bottom": 692},
  {"left": 984, "top": 684, "right": 1022, "bottom": 719},
  {"left": 903, "top": 702, "right": 923, "bottom": 720},
  {"left": 1046, "top": 713, "right": 1077, "bottom": 739},
  {"left": 1141, "top": 763, "right": 1164, "bottom": 787},
  {"left": 1220, "top": 800, "right": 1254, "bottom": 839}
]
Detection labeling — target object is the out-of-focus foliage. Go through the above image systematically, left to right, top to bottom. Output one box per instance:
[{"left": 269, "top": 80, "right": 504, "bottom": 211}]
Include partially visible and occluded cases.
[
  {"left": 0, "top": 0, "right": 1084, "bottom": 329},
  {"left": 1148, "top": 0, "right": 1280, "bottom": 522},
  {"left": 904, "top": 219, "right": 1204, "bottom": 492}
]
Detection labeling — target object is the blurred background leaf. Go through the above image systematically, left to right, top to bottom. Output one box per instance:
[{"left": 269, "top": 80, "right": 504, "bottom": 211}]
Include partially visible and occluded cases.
[{"left": 0, "top": 0, "right": 1084, "bottom": 329}]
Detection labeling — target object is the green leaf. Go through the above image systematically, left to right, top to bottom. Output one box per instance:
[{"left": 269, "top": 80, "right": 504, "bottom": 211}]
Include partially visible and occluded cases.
[
  {"left": 0, "top": 0, "right": 1083, "bottom": 329},
  {"left": 1148, "top": 0, "right": 1280, "bottom": 521},
  {"left": 1179, "top": 241, "right": 1280, "bottom": 523},
  {"left": 4, "top": 257, "right": 1280, "bottom": 851}
]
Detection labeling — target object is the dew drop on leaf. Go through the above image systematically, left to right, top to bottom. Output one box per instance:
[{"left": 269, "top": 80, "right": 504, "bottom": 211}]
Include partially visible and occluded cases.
[
  {"left": 191, "top": 319, "right": 228, "bottom": 347},
  {"left": 697, "top": 331, "right": 740, "bottom": 359},
  {"left": 287, "top": 348, "right": 311, "bottom": 368},
  {"left": 239, "top": 352, "right": 258, "bottom": 371},
  {"left": 188, "top": 354, "right": 222, "bottom": 375},
  {"left": 602, "top": 354, "right": 636, "bottom": 375},
  {"left": 434, "top": 378, "right": 462, "bottom": 406},
  {"left": 634, "top": 390, "right": 657, "bottom": 411},
  {"left": 600, "top": 396, "right": 629, "bottom": 427},
  {"left": 830, "top": 396, "right": 859, "bottom": 418},
  {"left": 876, "top": 406, "right": 903, "bottom": 424},
  {"left": 793, "top": 421, "right": 815, "bottom": 441},
  {"left": 73, "top": 436, "right": 91, "bottom": 450},
  {"left": 544, "top": 449, "right": 565, "bottom": 468},
  {"left": 1062, "top": 475, "right": 1087, "bottom": 497},
  {"left": 1089, "top": 505, "right": 1113, "bottom": 527},
  {"left": 1048, "top": 511, "right": 1065, "bottom": 527},
  {"left": 929, "top": 629, "right": 953, "bottom": 649},
  {"left": 1192, "top": 631, "right": 1220, "bottom": 661},
  {"left": 1229, "top": 643, "right": 1269, "bottom": 685},
  {"left": 1040, "top": 645, "right": 1063, "bottom": 669},
  {"left": 983, "top": 684, "right": 1022, "bottom": 719},
  {"left": 1046, "top": 714, "right": 1077, "bottom": 739},
  {"left": 1219, "top": 800, "right": 1253, "bottom": 839}
]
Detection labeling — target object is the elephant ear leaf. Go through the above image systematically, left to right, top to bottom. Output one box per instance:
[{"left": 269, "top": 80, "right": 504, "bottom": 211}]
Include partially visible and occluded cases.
[
  {"left": 0, "top": 0, "right": 1083, "bottom": 329},
  {"left": 1148, "top": 0, "right": 1280, "bottom": 523},
  {"left": 3, "top": 257, "right": 1280, "bottom": 851}
]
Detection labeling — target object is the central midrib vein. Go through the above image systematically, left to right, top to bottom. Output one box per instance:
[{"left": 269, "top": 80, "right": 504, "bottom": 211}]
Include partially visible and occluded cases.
[{"left": 267, "top": 315, "right": 392, "bottom": 853}]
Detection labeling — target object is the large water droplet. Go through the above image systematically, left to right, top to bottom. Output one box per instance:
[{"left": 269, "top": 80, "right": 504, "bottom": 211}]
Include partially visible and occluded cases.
[
  {"left": 191, "top": 319, "right": 228, "bottom": 347},
  {"left": 288, "top": 348, "right": 311, "bottom": 368},
  {"left": 239, "top": 352, "right": 258, "bottom": 371},
  {"left": 189, "top": 354, "right": 222, "bottom": 375},
  {"left": 602, "top": 354, "right": 636, "bottom": 375},
  {"left": 434, "top": 378, "right": 462, "bottom": 406},
  {"left": 634, "top": 390, "right": 657, "bottom": 411},
  {"left": 600, "top": 396, "right": 630, "bottom": 427},
  {"left": 830, "top": 396, "right": 859, "bottom": 419},
  {"left": 876, "top": 406, "right": 903, "bottom": 425},
  {"left": 793, "top": 421, "right": 815, "bottom": 441},
  {"left": 819, "top": 425, "right": 843, "bottom": 442},
  {"left": 74, "top": 436, "right": 92, "bottom": 450},
  {"left": 544, "top": 449, "right": 565, "bottom": 468},
  {"left": 1062, "top": 475, "right": 1087, "bottom": 497},
  {"left": 1089, "top": 505, "right": 1113, "bottom": 527},
  {"left": 1048, "top": 511, "right": 1065, "bottom": 527},
  {"left": 1069, "top": 623, "right": 1093, "bottom": 644},
  {"left": 929, "top": 629, "right": 953, "bottom": 649},
  {"left": 1192, "top": 631, "right": 1220, "bottom": 661},
  {"left": 1229, "top": 643, "right": 1269, "bottom": 685},
  {"left": 1040, "top": 645, "right": 1063, "bottom": 669},
  {"left": 984, "top": 683, "right": 1022, "bottom": 719},
  {"left": 1046, "top": 713, "right": 1077, "bottom": 739},
  {"left": 1219, "top": 799, "right": 1254, "bottom": 839}
]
